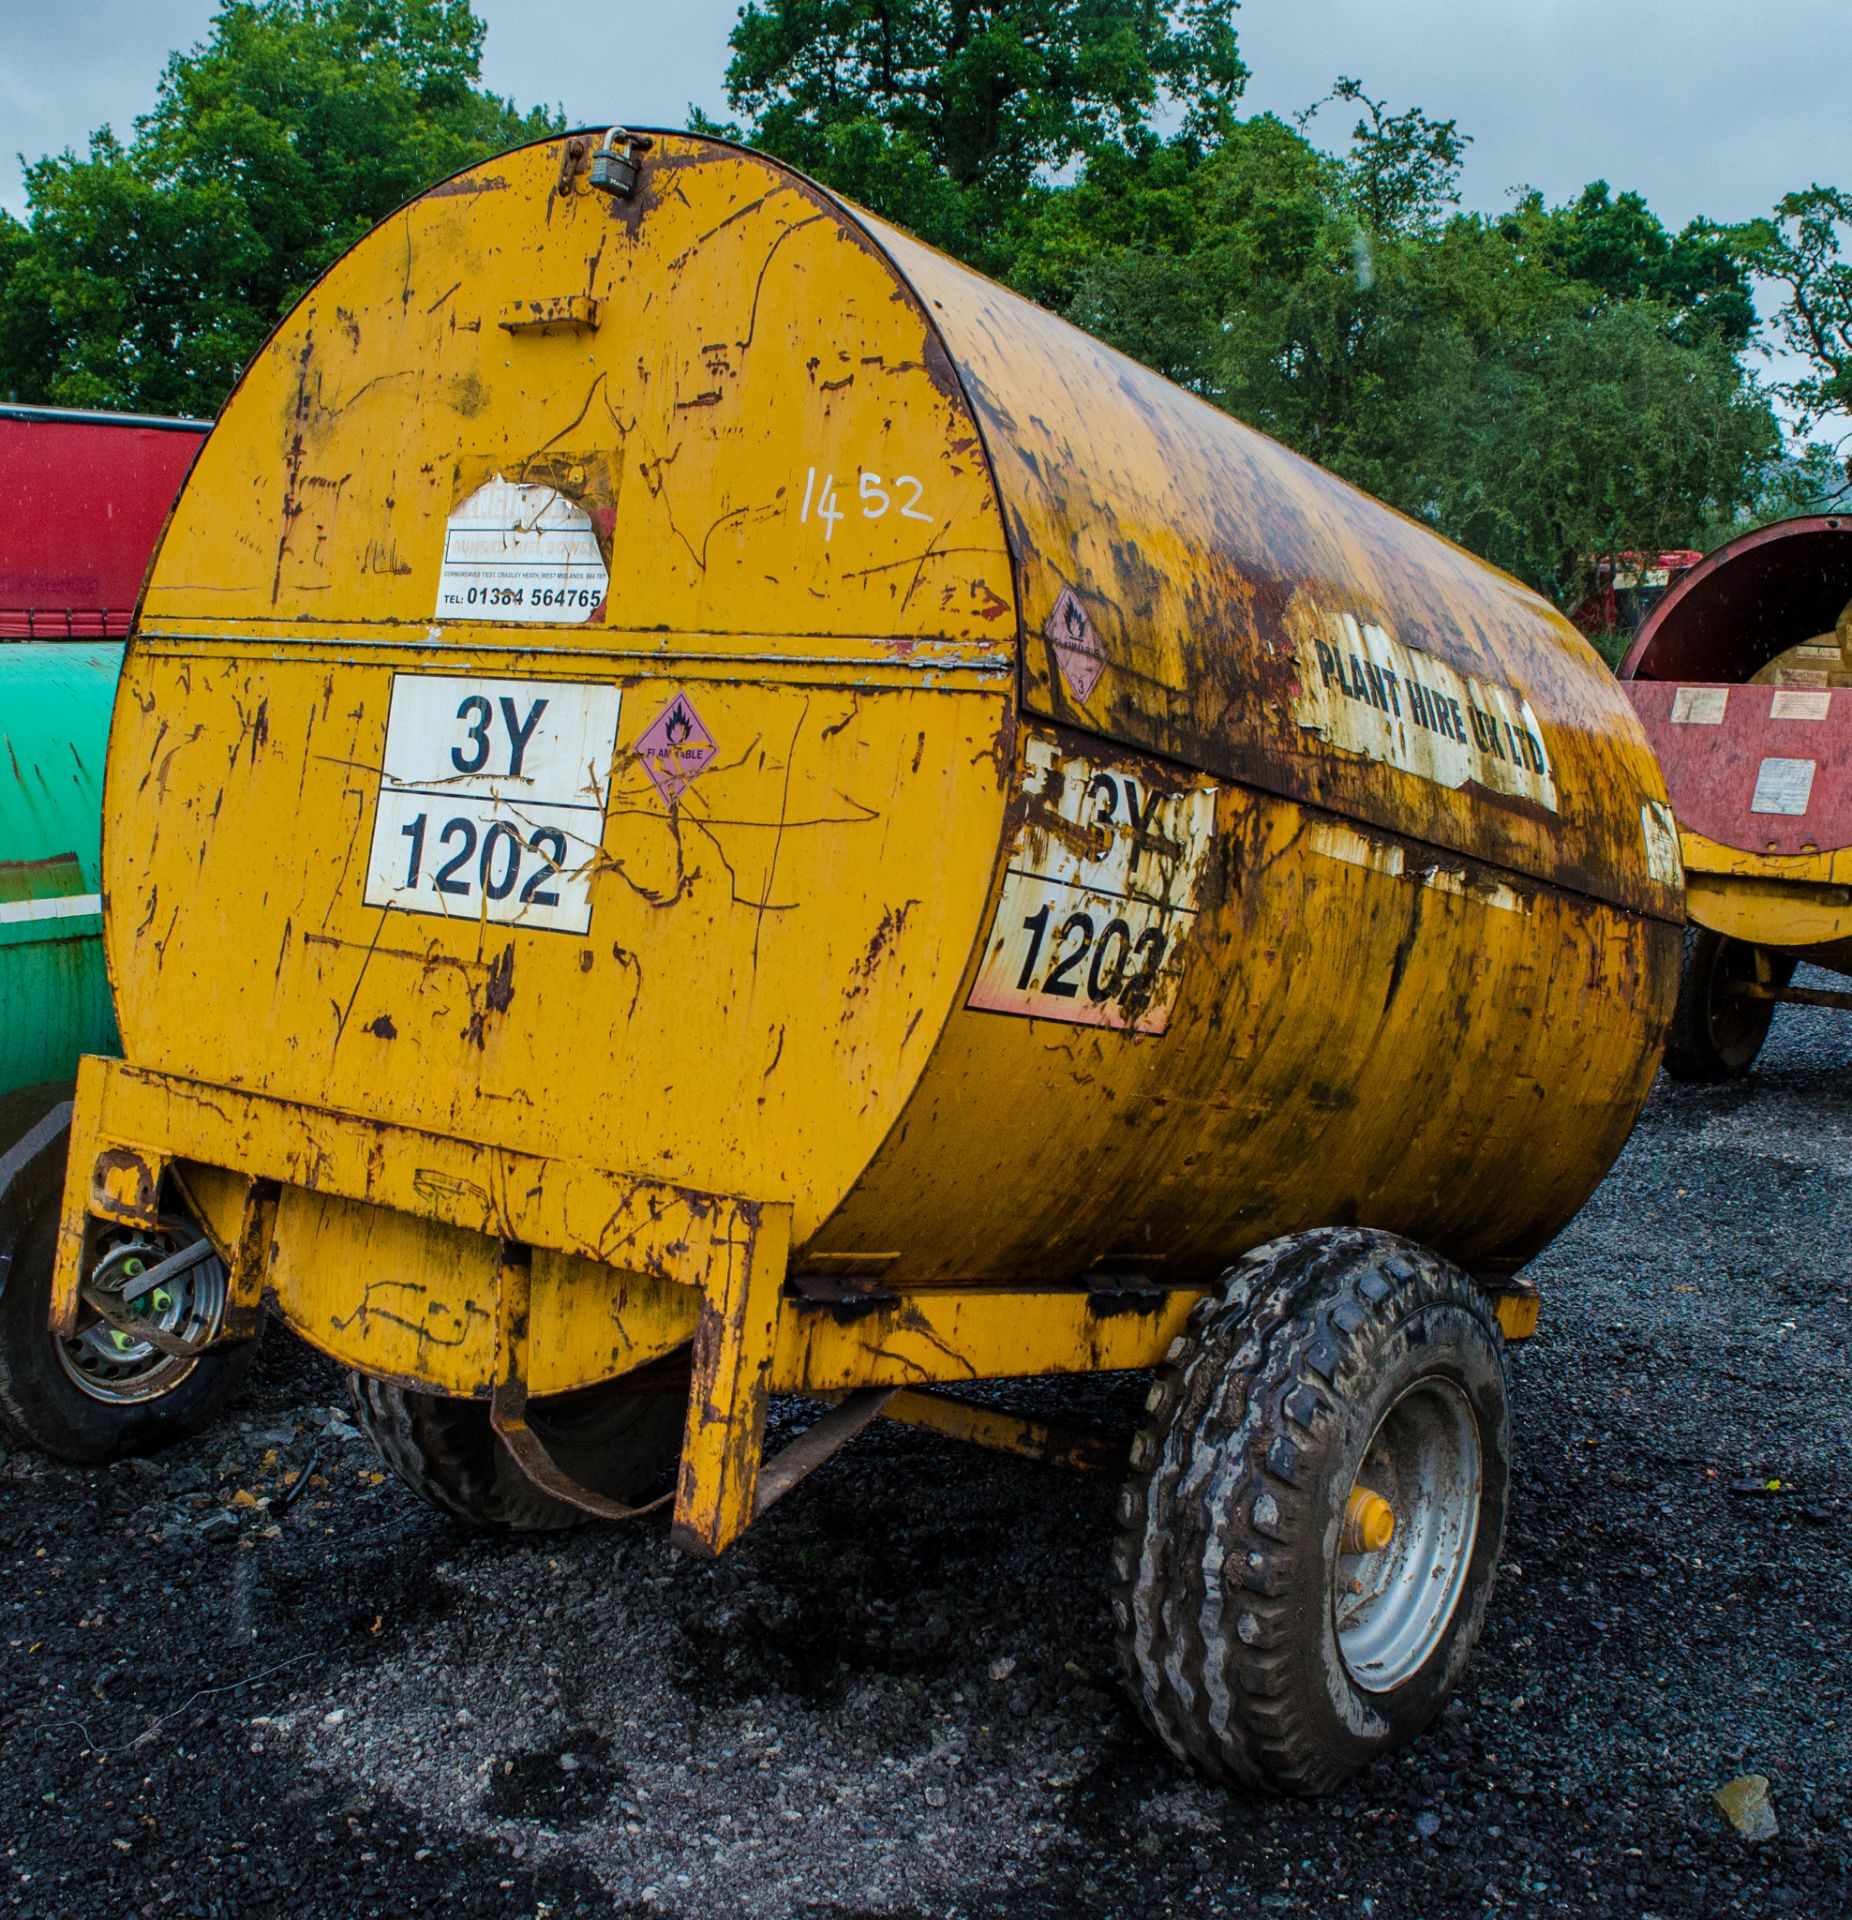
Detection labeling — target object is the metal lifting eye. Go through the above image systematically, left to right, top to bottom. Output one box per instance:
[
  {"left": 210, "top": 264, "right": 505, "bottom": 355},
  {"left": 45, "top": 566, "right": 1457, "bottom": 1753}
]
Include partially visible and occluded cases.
[{"left": 588, "top": 127, "right": 653, "bottom": 200}]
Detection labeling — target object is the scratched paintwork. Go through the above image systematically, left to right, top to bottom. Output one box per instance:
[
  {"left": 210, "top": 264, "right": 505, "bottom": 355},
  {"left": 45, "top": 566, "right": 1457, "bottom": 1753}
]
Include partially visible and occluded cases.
[
  {"left": 63, "top": 133, "right": 1674, "bottom": 1545},
  {"left": 871, "top": 216, "right": 1680, "bottom": 921}
]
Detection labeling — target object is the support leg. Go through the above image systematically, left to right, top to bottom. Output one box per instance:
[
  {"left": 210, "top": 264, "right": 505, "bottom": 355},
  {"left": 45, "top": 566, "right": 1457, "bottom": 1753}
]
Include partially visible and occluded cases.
[{"left": 671, "top": 1200, "right": 792, "bottom": 1558}]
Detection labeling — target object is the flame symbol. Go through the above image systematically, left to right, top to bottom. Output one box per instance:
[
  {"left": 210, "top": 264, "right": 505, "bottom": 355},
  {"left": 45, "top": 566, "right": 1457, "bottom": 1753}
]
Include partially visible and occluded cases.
[
  {"left": 1063, "top": 599, "right": 1089, "bottom": 645},
  {"left": 665, "top": 702, "right": 692, "bottom": 746}
]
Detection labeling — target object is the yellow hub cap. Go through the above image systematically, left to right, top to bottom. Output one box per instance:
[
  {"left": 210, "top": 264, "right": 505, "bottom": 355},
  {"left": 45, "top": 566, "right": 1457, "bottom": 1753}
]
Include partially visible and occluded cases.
[{"left": 1343, "top": 1486, "right": 1396, "bottom": 1555}]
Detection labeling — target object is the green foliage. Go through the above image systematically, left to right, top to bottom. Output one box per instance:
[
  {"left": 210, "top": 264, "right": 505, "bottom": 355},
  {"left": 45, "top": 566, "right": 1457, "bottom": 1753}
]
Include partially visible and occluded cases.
[
  {"left": 0, "top": 0, "right": 558, "bottom": 414},
  {"left": 0, "top": 0, "right": 1829, "bottom": 616},
  {"left": 721, "top": 0, "right": 1245, "bottom": 267},
  {"left": 1060, "top": 109, "right": 1778, "bottom": 604},
  {"left": 1513, "top": 182, "right": 1756, "bottom": 348},
  {"left": 1732, "top": 186, "right": 1852, "bottom": 495}
]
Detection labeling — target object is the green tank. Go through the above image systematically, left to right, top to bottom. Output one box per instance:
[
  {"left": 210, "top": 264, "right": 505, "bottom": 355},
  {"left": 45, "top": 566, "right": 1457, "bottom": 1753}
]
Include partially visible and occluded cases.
[{"left": 0, "top": 642, "right": 120, "bottom": 1096}]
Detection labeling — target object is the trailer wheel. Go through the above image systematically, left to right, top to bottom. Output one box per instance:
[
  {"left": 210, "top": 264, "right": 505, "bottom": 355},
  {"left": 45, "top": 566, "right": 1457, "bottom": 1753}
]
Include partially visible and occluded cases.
[
  {"left": 1663, "top": 927, "right": 1794, "bottom": 1082},
  {"left": 0, "top": 1197, "right": 255, "bottom": 1465},
  {"left": 1113, "top": 1228, "right": 1509, "bottom": 1794},
  {"left": 350, "top": 1366, "right": 686, "bottom": 1532}
]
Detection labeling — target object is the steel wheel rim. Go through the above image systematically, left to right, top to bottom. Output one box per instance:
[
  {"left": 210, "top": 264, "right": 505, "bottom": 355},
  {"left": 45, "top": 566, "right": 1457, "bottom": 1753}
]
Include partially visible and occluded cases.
[
  {"left": 1706, "top": 940, "right": 1774, "bottom": 1066},
  {"left": 55, "top": 1220, "right": 227, "bottom": 1406},
  {"left": 1333, "top": 1376, "right": 1482, "bottom": 1692}
]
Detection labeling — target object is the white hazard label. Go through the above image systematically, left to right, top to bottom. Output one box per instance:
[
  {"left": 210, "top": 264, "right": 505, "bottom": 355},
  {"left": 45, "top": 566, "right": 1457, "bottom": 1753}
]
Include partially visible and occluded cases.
[
  {"left": 435, "top": 477, "right": 608, "bottom": 625},
  {"left": 363, "top": 673, "right": 622, "bottom": 933},
  {"left": 1671, "top": 686, "right": 1729, "bottom": 725},
  {"left": 968, "top": 738, "right": 1216, "bottom": 1036},
  {"left": 1750, "top": 757, "right": 1816, "bottom": 817},
  {"left": 1640, "top": 801, "right": 1683, "bottom": 887}
]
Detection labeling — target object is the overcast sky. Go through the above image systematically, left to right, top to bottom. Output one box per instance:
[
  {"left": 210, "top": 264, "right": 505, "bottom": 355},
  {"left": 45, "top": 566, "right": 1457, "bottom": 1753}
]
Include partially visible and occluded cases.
[{"left": 1, "top": 0, "right": 1845, "bottom": 228}]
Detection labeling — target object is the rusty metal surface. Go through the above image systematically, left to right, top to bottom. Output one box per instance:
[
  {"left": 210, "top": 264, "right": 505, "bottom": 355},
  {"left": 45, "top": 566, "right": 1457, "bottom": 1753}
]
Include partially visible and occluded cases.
[
  {"left": 62, "top": 133, "right": 1677, "bottom": 1553},
  {"left": 868, "top": 218, "right": 1681, "bottom": 924},
  {"left": 1619, "top": 518, "right": 1852, "bottom": 954},
  {"left": 1625, "top": 680, "right": 1852, "bottom": 860},
  {"left": 815, "top": 727, "right": 1677, "bottom": 1282},
  {"left": 673, "top": 1200, "right": 792, "bottom": 1556},
  {"left": 489, "top": 1241, "right": 673, "bottom": 1521},
  {"left": 749, "top": 1386, "right": 895, "bottom": 1520},
  {"left": 875, "top": 1387, "right": 1129, "bottom": 1473}
]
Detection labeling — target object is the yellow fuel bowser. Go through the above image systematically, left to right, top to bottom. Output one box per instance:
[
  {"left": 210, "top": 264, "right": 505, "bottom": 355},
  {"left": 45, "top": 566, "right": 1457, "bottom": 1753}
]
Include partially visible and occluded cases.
[{"left": 54, "top": 130, "right": 1681, "bottom": 1792}]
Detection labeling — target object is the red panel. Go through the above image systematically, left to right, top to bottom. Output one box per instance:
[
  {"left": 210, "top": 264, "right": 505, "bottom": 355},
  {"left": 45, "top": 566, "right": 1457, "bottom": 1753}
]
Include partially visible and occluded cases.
[
  {"left": 0, "top": 410, "right": 207, "bottom": 636},
  {"left": 1620, "top": 515, "right": 1852, "bottom": 684},
  {"left": 1625, "top": 680, "right": 1852, "bottom": 855}
]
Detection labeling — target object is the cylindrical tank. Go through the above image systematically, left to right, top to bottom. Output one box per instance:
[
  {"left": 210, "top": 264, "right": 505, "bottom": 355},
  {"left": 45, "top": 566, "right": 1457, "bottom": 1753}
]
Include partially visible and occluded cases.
[
  {"left": 92, "top": 131, "right": 1680, "bottom": 1395},
  {"left": 1620, "top": 514, "right": 1852, "bottom": 1075},
  {"left": 0, "top": 643, "right": 120, "bottom": 1096}
]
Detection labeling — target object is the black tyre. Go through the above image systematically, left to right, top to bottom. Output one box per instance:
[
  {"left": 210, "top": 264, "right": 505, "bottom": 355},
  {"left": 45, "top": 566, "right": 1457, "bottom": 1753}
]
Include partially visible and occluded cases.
[
  {"left": 1662, "top": 926, "right": 1794, "bottom": 1082},
  {"left": 0, "top": 1192, "right": 256, "bottom": 1465},
  {"left": 1114, "top": 1228, "right": 1509, "bottom": 1794},
  {"left": 350, "top": 1363, "right": 686, "bottom": 1532}
]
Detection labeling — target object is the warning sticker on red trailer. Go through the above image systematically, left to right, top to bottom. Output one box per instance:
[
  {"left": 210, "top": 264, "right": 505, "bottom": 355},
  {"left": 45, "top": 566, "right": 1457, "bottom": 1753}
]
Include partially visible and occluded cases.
[
  {"left": 434, "top": 477, "right": 608, "bottom": 625},
  {"left": 1294, "top": 613, "right": 1558, "bottom": 812},
  {"left": 363, "top": 673, "right": 622, "bottom": 933},
  {"left": 1671, "top": 686, "right": 1729, "bottom": 725},
  {"left": 968, "top": 738, "right": 1216, "bottom": 1036},
  {"left": 1750, "top": 756, "right": 1816, "bottom": 817}
]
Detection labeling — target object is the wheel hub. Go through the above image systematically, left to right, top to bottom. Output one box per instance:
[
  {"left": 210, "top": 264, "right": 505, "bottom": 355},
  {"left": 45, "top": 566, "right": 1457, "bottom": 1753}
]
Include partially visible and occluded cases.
[
  {"left": 56, "top": 1220, "right": 228, "bottom": 1406},
  {"left": 1333, "top": 1377, "right": 1482, "bottom": 1692}
]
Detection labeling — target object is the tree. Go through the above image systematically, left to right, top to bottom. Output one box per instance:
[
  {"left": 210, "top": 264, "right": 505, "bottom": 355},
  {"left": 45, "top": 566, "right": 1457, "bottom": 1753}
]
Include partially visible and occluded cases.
[
  {"left": 0, "top": 0, "right": 558, "bottom": 415},
  {"left": 720, "top": 0, "right": 1245, "bottom": 267},
  {"left": 1307, "top": 76, "right": 1468, "bottom": 238},
  {"left": 1062, "top": 100, "right": 1780, "bottom": 618},
  {"left": 1507, "top": 182, "right": 1756, "bottom": 348},
  {"left": 1734, "top": 186, "right": 1852, "bottom": 494}
]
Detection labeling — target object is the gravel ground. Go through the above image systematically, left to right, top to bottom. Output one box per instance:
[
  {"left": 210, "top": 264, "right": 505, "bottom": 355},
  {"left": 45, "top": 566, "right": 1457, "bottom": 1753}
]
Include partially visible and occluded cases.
[{"left": 2, "top": 996, "right": 1849, "bottom": 1919}]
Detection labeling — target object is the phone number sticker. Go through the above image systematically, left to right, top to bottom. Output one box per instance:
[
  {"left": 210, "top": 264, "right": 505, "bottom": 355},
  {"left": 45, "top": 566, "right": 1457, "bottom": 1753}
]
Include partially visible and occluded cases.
[
  {"left": 434, "top": 477, "right": 608, "bottom": 626},
  {"left": 362, "top": 673, "right": 622, "bottom": 933},
  {"left": 968, "top": 737, "right": 1216, "bottom": 1035}
]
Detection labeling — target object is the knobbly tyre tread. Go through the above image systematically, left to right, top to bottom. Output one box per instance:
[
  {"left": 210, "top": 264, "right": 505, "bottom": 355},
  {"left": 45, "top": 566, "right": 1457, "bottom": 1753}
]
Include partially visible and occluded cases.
[
  {"left": 1113, "top": 1227, "right": 1508, "bottom": 1794},
  {"left": 349, "top": 1366, "right": 689, "bottom": 1533},
  {"left": 348, "top": 1376, "right": 587, "bottom": 1532}
]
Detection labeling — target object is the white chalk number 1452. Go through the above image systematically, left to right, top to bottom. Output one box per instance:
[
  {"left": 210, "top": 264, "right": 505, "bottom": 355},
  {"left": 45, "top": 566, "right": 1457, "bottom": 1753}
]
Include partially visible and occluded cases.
[{"left": 800, "top": 466, "right": 932, "bottom": 541}]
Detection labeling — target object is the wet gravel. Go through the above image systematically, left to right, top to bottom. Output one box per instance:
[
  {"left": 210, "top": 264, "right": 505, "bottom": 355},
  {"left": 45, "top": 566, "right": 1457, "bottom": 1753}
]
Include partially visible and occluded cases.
[{"left": 2, "top": 994, "right": 1849, "bottom": 1918}]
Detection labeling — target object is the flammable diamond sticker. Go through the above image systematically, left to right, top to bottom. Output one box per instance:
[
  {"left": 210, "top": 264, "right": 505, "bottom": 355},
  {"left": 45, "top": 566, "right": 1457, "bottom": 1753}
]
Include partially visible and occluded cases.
[
  {"left": 1046, "top": 584, "right": 1106, "bottom": 703},
  {"left": 634, "top": 690, "right": 718, "bottom": 804}
]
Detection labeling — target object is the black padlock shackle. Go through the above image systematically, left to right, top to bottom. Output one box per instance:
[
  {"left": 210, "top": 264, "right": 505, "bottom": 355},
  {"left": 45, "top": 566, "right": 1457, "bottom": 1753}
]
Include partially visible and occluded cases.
[{"left": 596, "top": 126, "right": 654, "bottom": 161}]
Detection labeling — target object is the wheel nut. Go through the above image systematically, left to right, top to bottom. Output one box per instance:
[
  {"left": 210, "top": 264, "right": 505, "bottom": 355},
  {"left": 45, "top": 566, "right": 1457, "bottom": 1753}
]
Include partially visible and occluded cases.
[{"left": 1343, "top": 1486, "right": 1395, "bottom": 1554}]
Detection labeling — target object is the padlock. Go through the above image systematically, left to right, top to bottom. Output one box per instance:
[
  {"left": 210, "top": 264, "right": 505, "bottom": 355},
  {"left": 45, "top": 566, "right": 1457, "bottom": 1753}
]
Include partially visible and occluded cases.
[{"left": 589, "top": 127, "right": 652, "bottom": 200}]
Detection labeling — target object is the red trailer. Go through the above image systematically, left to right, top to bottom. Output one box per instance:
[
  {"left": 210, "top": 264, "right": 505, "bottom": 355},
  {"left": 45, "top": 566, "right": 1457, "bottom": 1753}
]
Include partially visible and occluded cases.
[
  {"left": 0, "top": 403, "right": 209, "bottom": 637},
  {"left": 1619, "top": 515, "right": 1852, "bottom": 1078}
]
